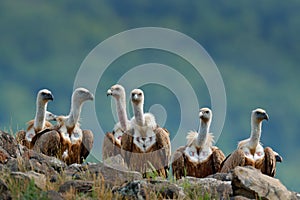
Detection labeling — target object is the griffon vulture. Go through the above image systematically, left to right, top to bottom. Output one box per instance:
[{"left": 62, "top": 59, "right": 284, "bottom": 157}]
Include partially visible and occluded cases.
[
  {"left": 103, "top": 84, "right": 130, "bottom": 160},
  {"left": 31, "top": 88, "right": 94, "bottom": 165},
  {"left": 15, "top": 89, "right": 54, "bottom": 148},
  {"left": 121, "top": 89, "right": 171, "bottom": 178},
  {"left": 172, "top": 108, "right": 225, "bottom": 179},
  {"left": 220, "top": 108, "right": 282, "bottom": 177}
]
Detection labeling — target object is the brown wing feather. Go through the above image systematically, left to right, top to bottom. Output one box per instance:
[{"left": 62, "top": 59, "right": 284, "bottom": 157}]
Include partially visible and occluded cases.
[
  {"left": 16, "top": 120, "right": 54, "bottom": 149},
  {"left": 146, "top": 127, "right": 171, "bottom": 177},
  {"left": 154, "top": 127, "right": 171, "bottom": 168},
  {"left": 30, "top": 128, "right": 53, "bottom": 149},
  {"left": 32, "top": 130, "right": 61, "bottom": 157},
  {"left": 80, "top": 130, "right": 94, "bottom": 163},
  {"left": 120, "top": 131, "right": 134, "bottom": 166},
  {"left": 102, "top": 132, "right": 121, "bottom": 160},
  {"left": 67, "top": 142, "right": 81, "bottom": 165},
  {"left": 171, "top": 146, "right": 186, "bottom": 179},
  {"left": 211, "top": 146, "right": 226, "bottom": 173},
  {"left": 255, "top": 147, "right": 277, "bottom": 177},
  {"left": 220, "top": 149, "right": 253, "bottom": 173}
]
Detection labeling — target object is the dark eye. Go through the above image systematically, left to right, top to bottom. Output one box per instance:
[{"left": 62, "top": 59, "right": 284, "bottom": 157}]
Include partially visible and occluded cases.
[
  {"left": 41, "top": 92, "right": 46, "bottom": 95},
  {"left": 138, "top": 93, "right": 142, "bottom": 96},
  {"left": 205, "top": 111, "right": 209, "bottom": 114}
]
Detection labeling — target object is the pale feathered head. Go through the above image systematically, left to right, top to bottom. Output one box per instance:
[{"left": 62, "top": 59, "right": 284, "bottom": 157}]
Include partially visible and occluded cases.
[
  {"left": 107, "top": 84, "right": 126, "bottom": 100},
  {"left": 72, "top": 87, "right": 94, "bottom": 104},
  {"left": 37, "top": 89, "right": 54, "bottom": 104},
  {"left": 130, "top": 89, "right": 144, "bottom": 106},
  {"left": 199, "top": 107, "right": 212, "bottom": 124},
  {"left": 252, "top": 108, "right": 269, "bottom": 123},
  {"left": 45, "top": 111, "right": 57, "bottom": 121}
]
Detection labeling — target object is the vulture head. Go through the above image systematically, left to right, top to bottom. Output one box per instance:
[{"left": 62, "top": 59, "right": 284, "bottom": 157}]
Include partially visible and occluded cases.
[
  {"left": 107, "top": 84, "right": 126, "bottom": 100},
  {"left": 72, "top": 87, "right": 94, "bottom": 104},
  {"left": 37, "top": 89, "right": 54, "bottom": 104},
  {"left": 130, "top": 89, "right": 144, "bottom": 106},
  {"left": 199, "top": 107, "right": 212, "bottom": 124},
  {"left": 252, "top": 108, "right": 269, "bottom": 123}
]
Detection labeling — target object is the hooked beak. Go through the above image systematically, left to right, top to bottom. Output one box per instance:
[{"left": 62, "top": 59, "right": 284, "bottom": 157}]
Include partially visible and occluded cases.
[
  {"left": 107, "top": 89, "right": 112, "bottom": 97},
  {"left": 46, "top": 93, "right": 54, "bottom": 101},
  {"left": 89, "top": 93, "right": 94, "bottom": 101},
  {"left": 132, "top": 93, "right": 139, "bottom": 101},
  {"left": 199, "top": 111, "right": 204, "bottom": 119},
  {"left": 264, "top": 113, "right": 269, "bottom": 121}
]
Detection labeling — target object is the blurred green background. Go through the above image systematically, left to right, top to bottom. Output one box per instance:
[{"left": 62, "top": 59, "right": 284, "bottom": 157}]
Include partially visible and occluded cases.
[{"left": 0, "top": 0, "right": 299, "bottom": 191}]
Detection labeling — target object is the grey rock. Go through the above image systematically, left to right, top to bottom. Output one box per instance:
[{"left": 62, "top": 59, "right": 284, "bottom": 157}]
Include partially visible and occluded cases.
[
  {"left": 0, "top": 131, "right": 19, "bottom": 158},
  {"left": 103, "top": 154, "right": 129, "bottom": 171},
  {"left": 64, "top": 162, "right": 143, "bottom": 187},
  {"left": 232, "top": 166, "right": 297, "bottom": 200},
  {"left": 11, "top": 171, "right": 47, "bottom": 190},
  {"left": 207, "top": 172, "right": 233, "bottom": 181},
  {"left": 177, "top": 176, "right": 232, "bottom": 199},
  {"left": 58, "top": 180, "right": 94, "bottom": 194},
  {"left": 113, "top": 180, "right": 185, "bottom": 200}
]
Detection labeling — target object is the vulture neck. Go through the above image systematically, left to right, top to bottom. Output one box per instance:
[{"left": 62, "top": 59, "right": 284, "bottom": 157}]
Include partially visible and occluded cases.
[
  {"left": 116, "top": 96, "right": 128, "bottom": 131},
  {"left": 66, "top": 98, "right": 82, "bottom": 128},
  {"left": 34, "top": 99, "right": 47, "bottom": 132},
  {"left": 133, "top": 102, "right": 145, "bottom": 126},
  {"left": 196, "top": 119, "right": 210, "bottom": 147},
  {"left": 249, "top": 119, "right": 262, "bottom": 148}
]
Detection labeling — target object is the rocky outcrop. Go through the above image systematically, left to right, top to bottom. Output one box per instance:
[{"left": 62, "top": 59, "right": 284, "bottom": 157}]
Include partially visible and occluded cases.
[
  {"left": 0, "top": 130, "right": 298, "bottom": 199},
  {"left": 232, "top": 166, "right": 297, "bottom": 200},
  {"left": 113, "top": 180, "right": 185, "bottom": 199}
]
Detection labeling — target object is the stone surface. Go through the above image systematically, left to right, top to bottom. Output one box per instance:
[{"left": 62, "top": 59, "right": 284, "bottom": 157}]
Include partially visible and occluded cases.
[
  {"left": 0, "top": 129, "right": 299, "bottom": 199},
  {"left": 0, "top": 131, "right": 19, "bottom": 158},
  {"left": 103, "top": 154, "right": 129, "bottom": 171},
  {"left": 64, "top": 162, "right": 143, "bottom": 187},
  {"left": 232, "top": 166, "right": 297, "bottom": 200},
  {"left": 11, "top": 171, "right": 47, "bottom": 190},
  {"left": 177, "top": 176, "right": 232, "bottom": 199},
  {"left": 58, "top": 180, "right": 94, "bottom": 194},
  {"left": 113, "top": 180, "right": 185, "bottom": 200}
]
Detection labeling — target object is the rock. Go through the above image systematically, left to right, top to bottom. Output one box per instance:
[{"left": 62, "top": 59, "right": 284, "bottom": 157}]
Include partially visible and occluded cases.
[
  {"left": 0, "top": 131, "right": 19, "bottom": 158},
  {"left": 0, "top": 146, "right": 9, "bottom": 164},
  {"left": 12, "top": 149, "right": 65, "bottom": 177},
  {"left": 103, "top": 154, "right": 129, "bottom": 171},
  {"left": 5, "top": 158, "right": 19, "bottom": 172},
  {"left": 64, "top": 162, "right": 143, "bottom": 187},
  {"left": 232, "top": 166, "right": 298, "bottom": 200},
  {"left": 11, "top": 171, "right": 47, "bottom": 190},
  {"left": 207, "top": 172, "right": 233, "bottom": 181},
  {"left": 177, "top": 176, "right": 232, "bottom": 199},
  {"left": 0, "top": 178, "right": 12, "bottom": 200},
  {"left": 58, "top": 180, "right": 94, "bottom": 194},
  {"left": 112, "top": 180, "right": 148, "bottom": 200},
  {"left": 113, "top": 180, "right": 185, "bottom": 200},
  {"left": 231, "top": 196, "right": 253, "bottom": 200}
]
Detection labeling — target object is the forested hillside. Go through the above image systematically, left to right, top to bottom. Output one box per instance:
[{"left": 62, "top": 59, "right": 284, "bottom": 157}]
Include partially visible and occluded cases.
[{"left": 0, "top": 0, "right": 299, "bottom": 191}]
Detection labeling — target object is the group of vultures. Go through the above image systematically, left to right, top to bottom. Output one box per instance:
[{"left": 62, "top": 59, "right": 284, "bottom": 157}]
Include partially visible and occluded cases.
[{"left": 14, "top": 84, "right": 282, "bottom": 180}]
